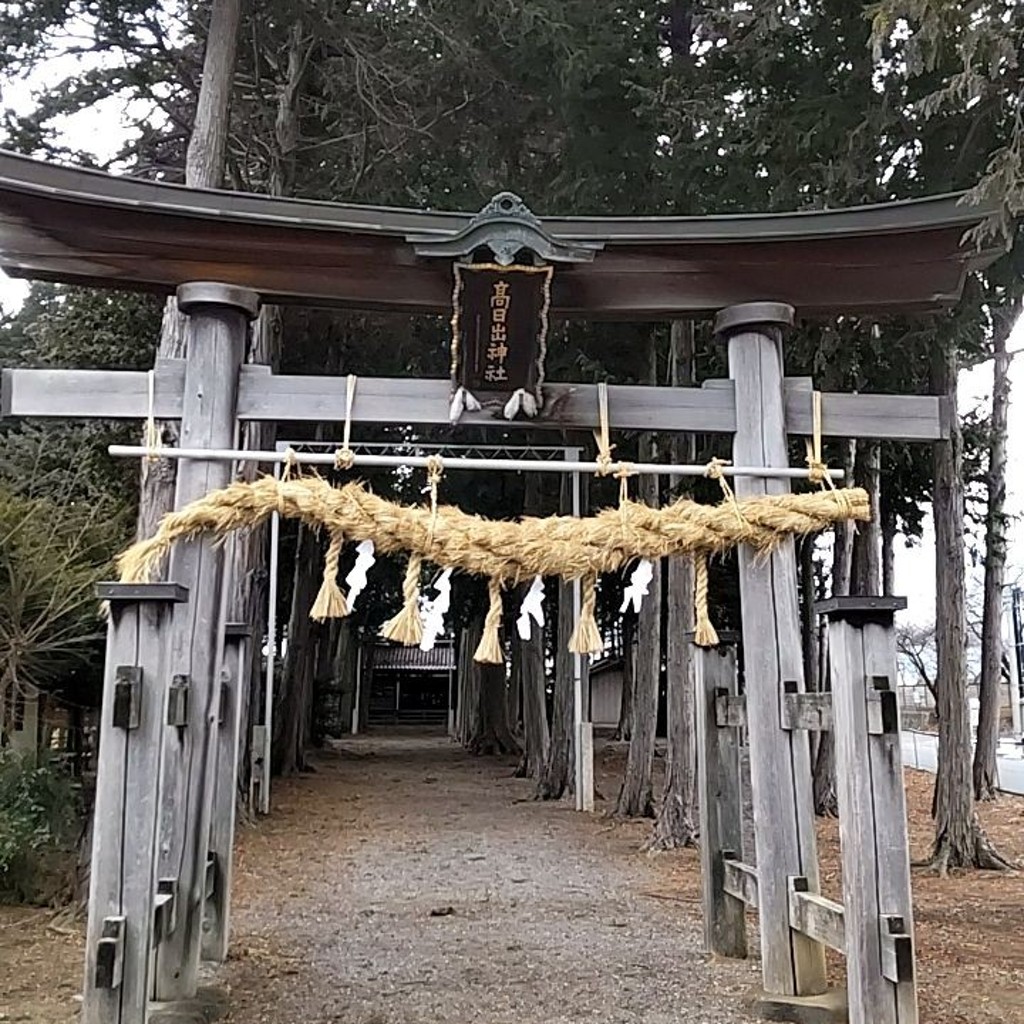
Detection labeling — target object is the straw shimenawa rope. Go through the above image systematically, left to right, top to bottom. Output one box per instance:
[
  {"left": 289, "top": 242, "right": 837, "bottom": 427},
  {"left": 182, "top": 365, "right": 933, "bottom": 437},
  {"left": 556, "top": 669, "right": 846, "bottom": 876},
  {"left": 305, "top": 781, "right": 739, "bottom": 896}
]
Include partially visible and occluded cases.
[
  {"left": 117, "top": 475, "right": 868, "bottom": 661},
  {"left": 310, "top": 528, "right": 348, "bottom": 621},
  {"left": 381, "top": 553, "right": 424, "bottom": 645},
  {"left": 693, "top": 555, "right": 718, "bottom": 648},
  {"left": 569, "top": 571, "right": 602, "bottom": 655},
  {"left": 474, "top": 577, "right": 505, "bottom": 663}
]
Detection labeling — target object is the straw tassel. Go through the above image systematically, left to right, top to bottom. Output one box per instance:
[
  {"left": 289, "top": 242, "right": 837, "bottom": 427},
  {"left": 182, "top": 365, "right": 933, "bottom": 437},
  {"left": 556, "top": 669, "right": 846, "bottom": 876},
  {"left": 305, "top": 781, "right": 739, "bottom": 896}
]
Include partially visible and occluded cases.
[
  {"left": 310, "top": 529, "right": 348, "bottom": 621},
  {"left": 381, "top": 554, "right": 423, "bottom": 645},
  {"left": 693, "top": 555, "right": 719, "bottom": 647},
  {"left": 569, "top": 572, "right": 603, "bottom": 656},
  {"left": 473, "top": 577, "right": 505, "bottom": 664}
]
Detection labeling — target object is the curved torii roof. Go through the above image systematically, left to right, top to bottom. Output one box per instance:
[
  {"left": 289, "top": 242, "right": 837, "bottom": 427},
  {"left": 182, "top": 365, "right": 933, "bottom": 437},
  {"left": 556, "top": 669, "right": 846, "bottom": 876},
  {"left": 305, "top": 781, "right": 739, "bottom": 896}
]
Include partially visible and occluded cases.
[{"left": 0, "top": 150, "right": 1002, "bottom": 318}]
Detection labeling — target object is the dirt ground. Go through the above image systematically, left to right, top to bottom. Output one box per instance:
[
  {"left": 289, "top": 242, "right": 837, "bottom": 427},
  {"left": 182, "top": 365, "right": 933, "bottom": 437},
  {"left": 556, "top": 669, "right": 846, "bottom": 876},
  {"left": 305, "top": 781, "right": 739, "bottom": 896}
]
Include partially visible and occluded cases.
[{"left": 1, "top": 733, "right": 1022, "bottom": 1023}]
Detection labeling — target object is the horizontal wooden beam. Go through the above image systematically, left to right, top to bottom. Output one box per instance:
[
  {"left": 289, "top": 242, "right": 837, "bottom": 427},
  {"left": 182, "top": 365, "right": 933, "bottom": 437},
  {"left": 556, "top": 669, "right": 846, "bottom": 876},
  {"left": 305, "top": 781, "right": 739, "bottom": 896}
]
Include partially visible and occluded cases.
[
  {"left": 1, "top": 362, "right": 946, "bottom": 440},
  {"left": 722, "top": 855, "right": 759, "bottom": 908},
  {"left": 788, "top": 878, "right": 846, "bottom": 953}
]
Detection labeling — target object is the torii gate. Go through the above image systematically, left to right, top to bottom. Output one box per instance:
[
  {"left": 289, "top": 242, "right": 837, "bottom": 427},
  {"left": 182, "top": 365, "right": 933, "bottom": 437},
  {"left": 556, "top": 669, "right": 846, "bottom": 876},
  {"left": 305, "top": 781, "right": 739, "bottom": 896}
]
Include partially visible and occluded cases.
[{"left": 0, "top": 151, "right": 1001, "bottom": 1024}]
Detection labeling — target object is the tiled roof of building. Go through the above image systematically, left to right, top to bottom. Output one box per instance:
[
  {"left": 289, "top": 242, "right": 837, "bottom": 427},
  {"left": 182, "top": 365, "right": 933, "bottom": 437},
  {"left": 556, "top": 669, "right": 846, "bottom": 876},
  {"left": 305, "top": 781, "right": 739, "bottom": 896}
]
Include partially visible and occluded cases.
[{"left": 368, "top": 643, "right": 455, "bottom": 673}]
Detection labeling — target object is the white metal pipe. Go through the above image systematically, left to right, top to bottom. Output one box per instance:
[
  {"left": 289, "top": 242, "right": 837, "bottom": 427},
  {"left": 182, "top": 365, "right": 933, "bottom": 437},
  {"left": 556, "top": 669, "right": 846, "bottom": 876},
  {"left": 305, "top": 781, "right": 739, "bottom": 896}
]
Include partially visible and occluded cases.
[{"left": 108, "top": 444, "right": 844, "bottom": 481}]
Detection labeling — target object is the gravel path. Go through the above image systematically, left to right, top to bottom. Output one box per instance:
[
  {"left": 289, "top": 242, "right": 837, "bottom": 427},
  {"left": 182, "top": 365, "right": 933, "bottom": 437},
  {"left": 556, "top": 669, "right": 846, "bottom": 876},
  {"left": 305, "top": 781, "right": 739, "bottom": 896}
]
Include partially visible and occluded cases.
[{"left": 220, "top": 734, "right": 758, "bottom": 1024}]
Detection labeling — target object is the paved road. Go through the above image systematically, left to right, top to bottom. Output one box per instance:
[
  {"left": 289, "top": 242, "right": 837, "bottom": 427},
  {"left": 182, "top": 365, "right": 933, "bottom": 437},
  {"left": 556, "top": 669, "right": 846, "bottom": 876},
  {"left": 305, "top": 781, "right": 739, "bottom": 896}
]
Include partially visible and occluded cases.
[{"left": 901, "top": 730, "right": 1024, "bottom": 795}]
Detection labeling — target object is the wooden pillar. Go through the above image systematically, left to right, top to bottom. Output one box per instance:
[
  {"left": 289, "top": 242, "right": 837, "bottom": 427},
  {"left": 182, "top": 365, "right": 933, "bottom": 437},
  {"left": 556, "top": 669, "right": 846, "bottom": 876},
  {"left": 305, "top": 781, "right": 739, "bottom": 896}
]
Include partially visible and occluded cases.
[
  {"left": 154, "top": 282, "right": 258, "bottom": 1001},
  {"left": 715, "top": 302, "right": 827, "bottom": 997},
  {"left": 82, "top": 582, "right": 188, "bottom": 1024},
  {"left": 820, "top": 596, "right": 918, "bottom": 1024},
  {"left": 201, "top": 622, "right": 252, "bottom": 963},
  {"left": 693, "top": 633, "right": 747, "bottom": 959}
]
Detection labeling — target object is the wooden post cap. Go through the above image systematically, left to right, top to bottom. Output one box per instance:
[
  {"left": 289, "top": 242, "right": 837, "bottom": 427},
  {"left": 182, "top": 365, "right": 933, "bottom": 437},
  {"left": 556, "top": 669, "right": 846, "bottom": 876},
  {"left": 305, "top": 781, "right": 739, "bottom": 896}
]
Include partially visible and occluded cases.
[
  {"left": 176, "top": 282, "right": 259, "bottom": 319},
  {"left": 713, "top": 301, "right": 795, "bottom": 336},
  {"left": 95, "top": 581, "right": 189, "bottom": 604},
  {"left": 814, "top": 595, "right": 907, "bottom": 625},
  {"left": 684, "top": 629, "right": 741, "bottom": 646}
]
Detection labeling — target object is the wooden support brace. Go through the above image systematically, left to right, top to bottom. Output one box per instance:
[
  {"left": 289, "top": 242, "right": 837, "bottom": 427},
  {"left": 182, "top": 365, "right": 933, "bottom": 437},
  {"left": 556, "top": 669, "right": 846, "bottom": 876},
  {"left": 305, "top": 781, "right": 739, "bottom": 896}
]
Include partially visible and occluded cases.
[
  {"left": 82, "top": 582, "right": 187, "bottom": 1024},
  {"left": 819, "top": 595, "right": 918, "bottom": 1024},
  {"left": 202, "top": 622, "right": 252, "bottom": 964},
  {"left": 694, "top": 638, "right": 747, "bottom": 959},
  {"left": 112, "top": 666, "right": 142, "bottom": 731},
  {"left": 166, "top": 675, "right": 190, "bottom": 727},
  {"left": 714, "top": 690, "right": 747, "bottom": 729},
  {"left": 781, "top": 692, "right": 833, "bottom": 731},
  {"left": 204, "top": 854, "right": 218, "bottom": 902},
  {"left": 722, "top": 856, "right": 760, "bottom": 908},
  {"left": 788, "top": 877, "right": 846, "bottom": 953},
  {"left": 152, "top": 886, "right": 176, "bottom": 946},
  {"left": 880, "top": 916, "right": 915, "bottom": 985},
  {"left": 94, "top": 917, "right": 126, "bottom": 990}
]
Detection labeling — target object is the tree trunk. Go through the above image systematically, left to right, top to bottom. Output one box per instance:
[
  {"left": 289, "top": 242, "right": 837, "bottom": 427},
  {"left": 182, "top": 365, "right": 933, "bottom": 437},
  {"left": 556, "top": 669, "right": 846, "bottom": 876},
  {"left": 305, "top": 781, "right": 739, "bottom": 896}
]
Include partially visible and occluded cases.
[
  {"left": 136, "top": 0, "right": 242, "bottom": 539},
  {"left": 229, "top": 20, "right": 303, "bottom": 794},
  {"left": 974, "top": 304, "right": 1016, "bottom": 801},
  {"left": 232, "top": 307, "right": 281, "bottom": 806},
  {"left": 649, "top": 320, "right": 697, "bottom": 847},
  {"left": 930, "top": 341, "right": 1008, "bottom": 871},
  {"left": 616, "top": 437, "right": 660, "bottom": 819},
  {"left": 851, "top": 441, "right": 882, "bottom": 595},
  {"left": 537, "top": 472, "right": 576, "bottom": 798},
  {"left": 881, "top": 480, "right": 897, "bottom": 597},
  {"left": 274, "top": 524, "right": 320, "bottom": 775},
  {"left": 648, "top": 554, "right": 696, "bottom": 845},
  {"left": 537, "top": 575, "right": 575, "bottom": 799},
  {"left": 513, "top": 602, "right": 549, "bottom": 778},
  {"left": 467, "top": 603, "right": 521, "bottom": 757},
  {"left": 614, "top": 613, "right": 635, "bottom": 741},
  {"left": 457, "top": 623, "right": 481, "bottom": 749},
  {"left": 507, "top": 641, "right": 523, "bottom": 733},
  {"left": 470, "top": 663, "right": 521, "bottom": 757}
]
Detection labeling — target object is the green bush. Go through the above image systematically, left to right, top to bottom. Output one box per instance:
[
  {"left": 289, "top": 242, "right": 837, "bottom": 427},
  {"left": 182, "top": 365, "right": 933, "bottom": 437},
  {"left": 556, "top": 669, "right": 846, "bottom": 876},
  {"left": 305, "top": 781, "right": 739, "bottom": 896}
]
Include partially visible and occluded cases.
[{"left": 0, "top": 751, "right": 82, "bottom": 904}]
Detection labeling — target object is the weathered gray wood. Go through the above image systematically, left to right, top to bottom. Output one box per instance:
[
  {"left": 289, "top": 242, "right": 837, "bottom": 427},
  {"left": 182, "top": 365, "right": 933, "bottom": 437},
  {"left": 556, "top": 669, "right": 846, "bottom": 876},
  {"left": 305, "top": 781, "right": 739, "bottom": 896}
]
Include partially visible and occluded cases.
[
  {"left": 154, "top": 283, "right": 253, "bottom": 1001},
  {"left": 720, "top": 303, "right": 827, "bottom": 997},
  {"left": 1, "top": 363, "right": 184, "bottom": 419},
  {"left": 2, "top": 363, "right": 946, "bottom": 440},
  {"left": 783, "top": 384, "right": 944, "bottom": 441},
  {"left": 82, "top": 585, "right": 185, "bottom": 1024},
  {"left": 826, "top": 607, "right": 918, "bottom": 1024},
  {"left": 862, "top": 620, "right": 919, "bottom": 1021},
  {"left": 201, "top": 621, "right": 251, "bottom": 963},
  {"left": 695, "top": 642, "right": 747, "bottom": 958},
  {"left": 714, "top": 691, "right": 747, "bottom": 729},
  {"left": 781, "top": 692, "right": 834, "bottom": 731},
  {"left": 722, "top": 858, "right": 759, "bottom": 909},
  {"left": 788, "top": 879, "right": 846, "bottom": 953}
]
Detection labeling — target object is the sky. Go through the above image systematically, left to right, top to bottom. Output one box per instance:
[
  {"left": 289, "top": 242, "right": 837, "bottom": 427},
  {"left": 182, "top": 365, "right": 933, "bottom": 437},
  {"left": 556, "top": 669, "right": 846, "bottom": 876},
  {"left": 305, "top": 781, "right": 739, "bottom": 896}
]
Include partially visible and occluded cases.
[{"left": 1, "top": 57, "right": 1022, "bottom": 626}]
